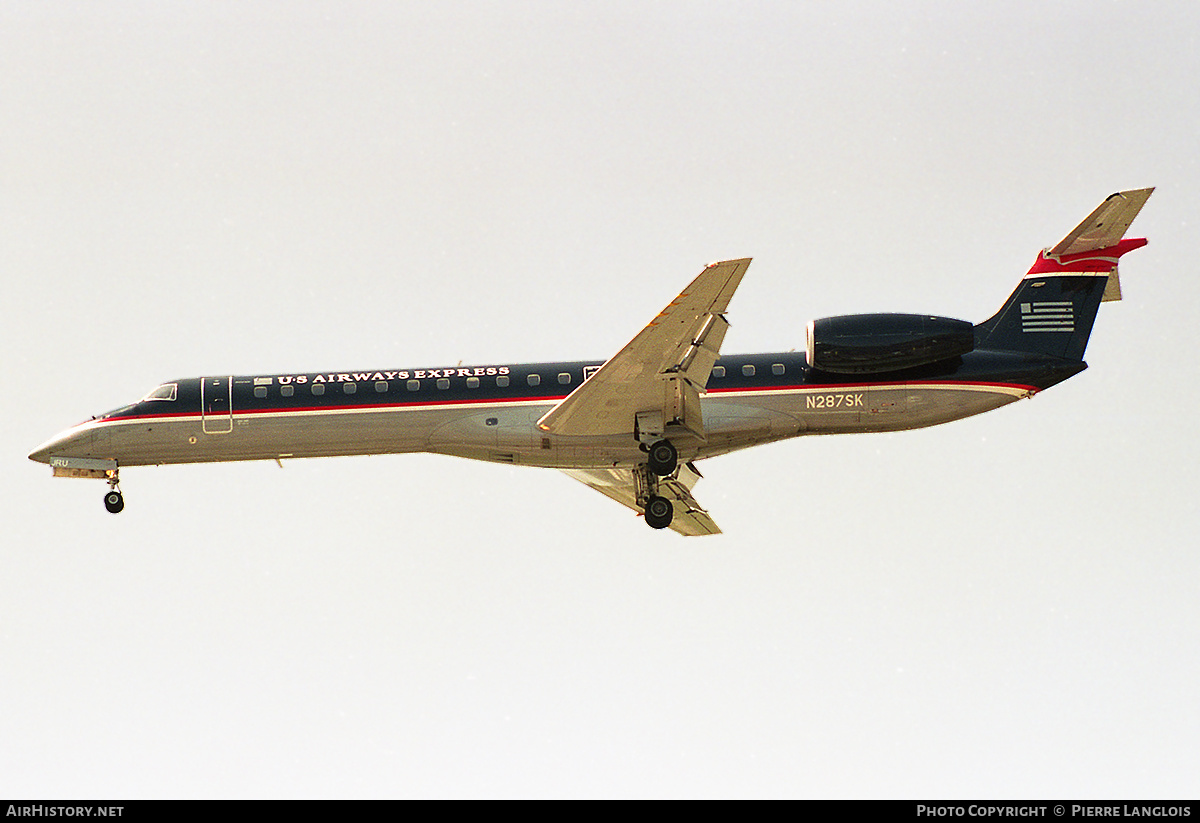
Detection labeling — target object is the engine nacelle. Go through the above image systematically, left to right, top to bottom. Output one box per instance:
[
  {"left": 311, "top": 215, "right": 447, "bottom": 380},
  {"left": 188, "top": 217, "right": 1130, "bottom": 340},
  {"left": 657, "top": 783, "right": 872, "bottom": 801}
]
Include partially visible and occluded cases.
[{"left": 806, "top": 313, "right": 974, "bottom": 374}]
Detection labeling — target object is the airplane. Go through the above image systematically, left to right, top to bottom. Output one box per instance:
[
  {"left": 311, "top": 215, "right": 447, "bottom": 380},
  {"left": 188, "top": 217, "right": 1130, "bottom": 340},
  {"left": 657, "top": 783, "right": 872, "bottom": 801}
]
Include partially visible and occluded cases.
[{"left": 29, "top": 188, "right": 1153, "bottom": 534}]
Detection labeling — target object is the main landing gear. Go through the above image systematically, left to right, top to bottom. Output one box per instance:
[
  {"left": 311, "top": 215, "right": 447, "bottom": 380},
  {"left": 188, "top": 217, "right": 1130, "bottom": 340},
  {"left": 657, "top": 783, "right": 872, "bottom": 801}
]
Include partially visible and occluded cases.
[
  {"left": 638, "top": 439, "right": 679, "bottom": 530},
  {"left": 646, "top": 439, "right": 678, "bottom": 477},
  {"left": 103, "top": 469, "right": 124, "bottom": 514},
  {"left": 644, "top": 494, "right": 673, "bottom": 530}
]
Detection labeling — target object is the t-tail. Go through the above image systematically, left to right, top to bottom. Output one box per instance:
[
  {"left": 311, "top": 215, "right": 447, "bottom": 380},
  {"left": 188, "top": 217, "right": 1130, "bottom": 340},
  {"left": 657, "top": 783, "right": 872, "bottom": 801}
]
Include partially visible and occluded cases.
[{"left": 975, "top": 188, "right": 1152, "bottom": 361}]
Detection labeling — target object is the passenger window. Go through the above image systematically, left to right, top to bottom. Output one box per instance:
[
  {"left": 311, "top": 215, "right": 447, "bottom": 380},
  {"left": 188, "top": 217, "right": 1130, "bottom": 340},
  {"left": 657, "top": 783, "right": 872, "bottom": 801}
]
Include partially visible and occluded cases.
[
  {"left": 772, "top": 363, "right": 785, "bottom": 376},
  {"left": 742, "top": 364, "right": 756, "bottom": 376},
  {"left": 711, "top": 366, "right": 725, "bottom": 378},
  {"left": 558, "top": 373, "right": 571, "bottom": 385},
  {"left": 527, "top": 374, "right": 541, "bottom": 386},
  {"left": 497, "top": 376, "right": 510, "bottom": 388},
  {"left": 467, "top": 377, "right": 480, "bottom": 388},
  {"left": 437, "top": 378, "right": 449, "bottom": 390},
  {"left": 407, "top": 380, "right": 420, "bottom": 391},
  {"left": 374, "top": 381, "right": 388, "bottom": 393},
  {"left": 343, "top": 383, "right": 356, "bottom": 394},
  {"left": 311, "top": 384, "right": 325, "bottom": 396},
  {"left": 281, "top": 385, "right": 294, "bottom": 397},
  {"left": 253, "top": 386, "right": 267, "bottom": 399}
]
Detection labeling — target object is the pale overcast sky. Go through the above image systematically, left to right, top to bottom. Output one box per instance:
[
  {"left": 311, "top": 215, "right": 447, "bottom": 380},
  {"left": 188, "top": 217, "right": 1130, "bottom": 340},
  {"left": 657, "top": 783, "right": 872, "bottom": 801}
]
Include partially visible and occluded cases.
[{"left": 3, "top": 1, "right": 1197, "bottom": 798}]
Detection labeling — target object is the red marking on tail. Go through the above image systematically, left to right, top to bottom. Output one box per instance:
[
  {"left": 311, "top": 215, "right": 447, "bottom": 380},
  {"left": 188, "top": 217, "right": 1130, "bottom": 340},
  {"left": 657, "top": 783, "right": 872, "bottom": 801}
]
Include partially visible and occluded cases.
[{"left": 1028, "top": 237, "right": 1148, "bottom": 274}]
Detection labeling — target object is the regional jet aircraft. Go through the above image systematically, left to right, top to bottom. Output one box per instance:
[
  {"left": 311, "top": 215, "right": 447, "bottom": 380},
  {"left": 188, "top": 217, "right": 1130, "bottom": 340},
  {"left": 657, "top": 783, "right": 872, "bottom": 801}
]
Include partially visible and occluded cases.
[{"left": 29, "top": 189, "right": 1153, "bottom": 534}]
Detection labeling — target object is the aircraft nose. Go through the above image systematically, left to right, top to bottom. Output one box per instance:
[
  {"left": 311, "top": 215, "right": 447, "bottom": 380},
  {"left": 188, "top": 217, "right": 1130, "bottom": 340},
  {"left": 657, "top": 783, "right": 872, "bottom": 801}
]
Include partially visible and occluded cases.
[
  {"left": 28, "top": 425, "right": 95, "bottom": 464},
  {"left": 27, "top": 443, "right": 52, "bottom": 463}
]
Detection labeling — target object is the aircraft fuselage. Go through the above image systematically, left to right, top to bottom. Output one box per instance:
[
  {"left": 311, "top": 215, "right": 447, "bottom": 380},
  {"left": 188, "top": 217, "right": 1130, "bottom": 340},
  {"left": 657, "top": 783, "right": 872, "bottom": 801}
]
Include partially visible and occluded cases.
[{"left": 29, "top": 348, "right": 1084, "bottom": 472}]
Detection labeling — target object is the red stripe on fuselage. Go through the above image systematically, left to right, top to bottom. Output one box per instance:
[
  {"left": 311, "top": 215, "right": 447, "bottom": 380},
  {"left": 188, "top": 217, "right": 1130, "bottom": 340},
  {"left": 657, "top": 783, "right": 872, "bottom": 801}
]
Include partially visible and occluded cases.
[
  {"left": 705, "top": 379, "right": 1039, "bottom": 394},
  {"left": 95, "top": 380, "right": 1037, "bottom": 426}
]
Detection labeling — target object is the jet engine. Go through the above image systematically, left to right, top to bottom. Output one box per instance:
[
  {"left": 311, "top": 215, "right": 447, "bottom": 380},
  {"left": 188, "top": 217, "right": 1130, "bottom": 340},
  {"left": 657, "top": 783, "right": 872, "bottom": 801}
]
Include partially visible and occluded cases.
[{"left": 805, "top": 313, "right": 974, "bottom": 374}]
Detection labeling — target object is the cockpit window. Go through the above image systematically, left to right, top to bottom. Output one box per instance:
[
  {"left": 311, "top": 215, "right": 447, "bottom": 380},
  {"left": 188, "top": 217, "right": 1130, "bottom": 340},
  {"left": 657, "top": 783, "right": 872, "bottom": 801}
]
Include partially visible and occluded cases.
[{"left": 142, "top": 383, "right": 177, "bottom": 402}]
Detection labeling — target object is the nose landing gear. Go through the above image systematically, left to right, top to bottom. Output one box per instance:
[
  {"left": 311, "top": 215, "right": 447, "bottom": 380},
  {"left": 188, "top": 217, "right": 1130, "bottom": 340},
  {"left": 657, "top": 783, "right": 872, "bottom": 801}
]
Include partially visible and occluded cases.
[
  {"left": 103, "top": 470, "right": 124, "bottom": 514},
  {"left": 104, "top": 490, "right": 124, "bottom": 514}
]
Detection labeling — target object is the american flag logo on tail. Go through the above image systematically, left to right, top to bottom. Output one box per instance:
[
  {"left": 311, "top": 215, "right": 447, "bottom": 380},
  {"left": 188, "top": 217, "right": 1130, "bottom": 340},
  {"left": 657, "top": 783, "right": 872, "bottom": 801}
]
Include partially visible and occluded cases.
[{"left": 1020, "top": 301, "right": 1074, "bottom": 333}]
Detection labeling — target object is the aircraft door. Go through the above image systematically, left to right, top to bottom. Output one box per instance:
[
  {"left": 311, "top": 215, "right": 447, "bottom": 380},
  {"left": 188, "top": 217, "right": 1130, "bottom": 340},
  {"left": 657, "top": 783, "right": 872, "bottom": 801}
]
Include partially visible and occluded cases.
[{"left": 201, "top": 376, "right": 233, "bottom": 434}]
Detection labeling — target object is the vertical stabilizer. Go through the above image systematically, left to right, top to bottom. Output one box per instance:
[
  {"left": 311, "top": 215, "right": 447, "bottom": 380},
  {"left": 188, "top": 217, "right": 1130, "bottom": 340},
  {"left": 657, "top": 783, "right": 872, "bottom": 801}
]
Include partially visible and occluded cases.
[{"left": 975, "top": 189, "right": 1151, "bottom": 360}]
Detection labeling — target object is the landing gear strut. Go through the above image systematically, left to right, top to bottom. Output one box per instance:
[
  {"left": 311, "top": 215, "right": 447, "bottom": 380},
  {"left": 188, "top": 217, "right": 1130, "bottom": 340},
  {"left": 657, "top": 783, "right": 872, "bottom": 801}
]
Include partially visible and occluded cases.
[
  {"left": 634, "top": 462, "right": 675, "bottom": 530},
  {"left": 103, "top": 470, "right": 124, "bottom": 514}
]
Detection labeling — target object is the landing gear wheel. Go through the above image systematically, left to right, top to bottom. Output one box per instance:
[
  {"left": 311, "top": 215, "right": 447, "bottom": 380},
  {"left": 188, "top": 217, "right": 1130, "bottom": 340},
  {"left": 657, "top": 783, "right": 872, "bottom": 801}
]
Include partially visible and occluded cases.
[
  {"left": 647, "top": 439, "right": 678, "bottom": 477},
  {"left": 103, "top": 490, "right": 124, "bottom": 514},
  {"left": 644, "top": 495, "right": 673, "bottom": 530}
]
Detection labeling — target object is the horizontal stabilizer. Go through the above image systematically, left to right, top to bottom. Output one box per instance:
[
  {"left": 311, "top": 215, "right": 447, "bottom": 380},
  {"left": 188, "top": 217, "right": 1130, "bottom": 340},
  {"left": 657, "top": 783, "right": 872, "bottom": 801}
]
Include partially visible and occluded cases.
[
  {"left": 1048, "top": 188, "right": 1154, "bottom": 258},
  {"left": 1102, "top": 272, "right": 1122, "bottom": 303}
]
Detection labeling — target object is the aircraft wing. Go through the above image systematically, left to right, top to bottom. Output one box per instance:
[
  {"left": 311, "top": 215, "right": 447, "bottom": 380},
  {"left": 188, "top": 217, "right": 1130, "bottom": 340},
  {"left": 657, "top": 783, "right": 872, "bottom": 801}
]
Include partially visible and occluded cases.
[
  {"left": 1049, "top": 188, "right": 1155, "bottom": 257},
  {"left": 537, "top": 258, "right": 752, "bottom": 438},
  {"left": 563, "top": 462, "right": 721, "bottom": 536}
]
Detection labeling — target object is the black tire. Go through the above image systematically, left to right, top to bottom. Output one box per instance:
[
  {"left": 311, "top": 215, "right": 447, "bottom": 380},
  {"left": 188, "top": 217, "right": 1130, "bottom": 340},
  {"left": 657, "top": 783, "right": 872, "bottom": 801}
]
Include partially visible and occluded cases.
[
  {"left": 647, "top": 439, "right": 678, "bottom": 476},
  {"left": 104, "top": 491, "right": 124, "bottom": 514},
  {"left": 644, "top": 495, "right": 673, "bottom": 530}
]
